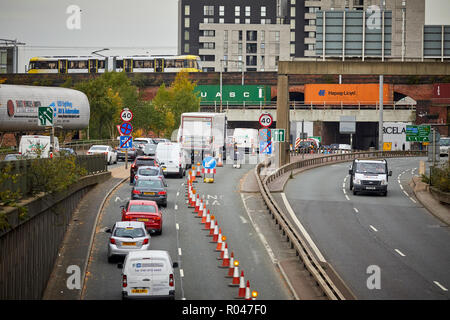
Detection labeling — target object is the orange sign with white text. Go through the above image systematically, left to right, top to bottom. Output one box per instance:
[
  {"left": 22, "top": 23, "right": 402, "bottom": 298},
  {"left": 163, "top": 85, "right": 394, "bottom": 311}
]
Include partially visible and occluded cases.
[{"left": 304, "top": 84, "right": 392, "bottom": 104}]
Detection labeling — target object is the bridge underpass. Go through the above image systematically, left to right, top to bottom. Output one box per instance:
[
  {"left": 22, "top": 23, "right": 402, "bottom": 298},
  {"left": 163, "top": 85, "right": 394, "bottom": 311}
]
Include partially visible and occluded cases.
[{"left": 203, "top": 106, "right": 415, "bottom": 149}]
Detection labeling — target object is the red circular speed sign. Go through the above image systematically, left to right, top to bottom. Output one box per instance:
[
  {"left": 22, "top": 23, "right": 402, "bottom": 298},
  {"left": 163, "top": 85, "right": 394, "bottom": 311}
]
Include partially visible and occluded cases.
[
  {"left": 120, "top": 109, "right": 133, "bottom": 122},
  {"left": 259, "top": 113, "right": 273, "bottom": 127}
]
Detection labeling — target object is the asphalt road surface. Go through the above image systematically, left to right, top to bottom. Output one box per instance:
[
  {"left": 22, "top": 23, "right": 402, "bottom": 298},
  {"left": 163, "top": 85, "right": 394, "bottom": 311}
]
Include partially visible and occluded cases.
[
  {"left": 283, "top": 157, "right": 450, "bottom": 299},
  {"left": 81, "top": 163, "right": 292, "bottom": 300}
]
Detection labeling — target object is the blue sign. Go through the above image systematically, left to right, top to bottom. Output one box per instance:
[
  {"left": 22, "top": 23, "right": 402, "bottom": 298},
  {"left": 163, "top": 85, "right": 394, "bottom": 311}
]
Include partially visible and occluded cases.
[
  {"left": 120, "top": 122, "right": 133, "bottom": 135},
  {"left": 259, "top": 128, "right": 271, "bottom": 142},
  {"left": 120, "top": 136, "right": 133, "bottom": 149},
  {"left": 259, "top": 141, "right": 272, "bottom": 154},
  {"left": 202, "top": 156, "right": 216, "bottom": 169}
]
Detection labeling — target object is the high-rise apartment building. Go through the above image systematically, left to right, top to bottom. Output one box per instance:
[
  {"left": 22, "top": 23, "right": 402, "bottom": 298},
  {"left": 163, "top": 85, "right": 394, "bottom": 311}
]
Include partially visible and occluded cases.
[{"left": 178, "top": 0, "right": 434, "bottom": 68}]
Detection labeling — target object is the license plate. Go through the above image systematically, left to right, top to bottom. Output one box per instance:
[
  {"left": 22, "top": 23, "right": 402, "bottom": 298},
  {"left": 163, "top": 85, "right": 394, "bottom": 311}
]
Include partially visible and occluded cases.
[
  {"left": 162, "top": 168, "right": 167, "bottom": 171},
  {"left": 366, "top": 186, "right": 376, "bottom": 190},
  {"left": 144, "top": 192, "right": 155, "bottom": 195},
  {"left": 137, "top": 218, "right": 149, "bottom": 222},
  {"left": 122, "top": 242, "right": 136, "bottom": 246},
  {"left": 131, "top": 289, "right": 148, "bottom": 294}
]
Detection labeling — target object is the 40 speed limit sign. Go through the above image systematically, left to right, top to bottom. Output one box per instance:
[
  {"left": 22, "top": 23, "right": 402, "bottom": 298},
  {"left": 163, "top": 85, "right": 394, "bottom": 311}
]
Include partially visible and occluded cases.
[
  {"left": 120, "top": 108, "right": 133, "bottom": 122},
  {"left": 259, "top": 113, "right": 273, "bottom": 128}
]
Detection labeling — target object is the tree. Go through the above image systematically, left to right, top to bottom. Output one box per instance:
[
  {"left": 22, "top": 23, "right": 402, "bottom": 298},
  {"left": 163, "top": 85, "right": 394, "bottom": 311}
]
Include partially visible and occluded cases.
[{"left": 152, "top": 72, "right": 200, "bottom": 137}]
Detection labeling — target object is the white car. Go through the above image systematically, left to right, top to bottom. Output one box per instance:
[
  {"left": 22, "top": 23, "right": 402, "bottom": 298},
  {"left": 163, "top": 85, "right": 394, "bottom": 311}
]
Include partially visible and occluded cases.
[
  {"left": 440, "top": 137, "right": 450, "bottom": 156},
  {"left": 87, "top": 145, "right": 117, "bottom": 164},
  {"left": 118, "top": 250, "right": 178, "bottom": 300}
]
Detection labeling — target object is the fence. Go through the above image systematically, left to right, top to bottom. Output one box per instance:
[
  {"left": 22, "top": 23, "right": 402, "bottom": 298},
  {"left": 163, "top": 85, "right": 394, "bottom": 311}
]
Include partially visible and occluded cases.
[{"left": 0, "top": 154, "right": 110, "bottom": 299}]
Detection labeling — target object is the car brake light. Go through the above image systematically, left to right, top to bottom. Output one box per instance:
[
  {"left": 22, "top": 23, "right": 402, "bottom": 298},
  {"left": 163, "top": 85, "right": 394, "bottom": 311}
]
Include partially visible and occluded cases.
[
  {"left": 135, "top": 175, "right": 138, "bottom": 180},
  {"left": 132, "top": 190, "right": 140, "bottom": 194},
  {"left": 158, "top": 191, "right": 166, "bottom": 195},
  {"left": 123, "top": 215, "right": 132, "bottom": 221},
  {"left": 110, "top": 238, "right": 116, "bottom": 244},
  {"left": 143, "top": 238, "right": 149, "bottom": 245},
  {"left": 169, "top": 274, "right": 174, "bottom": 287},
  {"left": 123, "top": 275, "right": 127, "bottom": 288}
]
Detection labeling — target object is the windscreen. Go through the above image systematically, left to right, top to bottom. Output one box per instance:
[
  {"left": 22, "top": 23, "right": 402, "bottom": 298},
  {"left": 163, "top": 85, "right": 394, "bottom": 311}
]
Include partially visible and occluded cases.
[
  {"left": 182, "top": 117, "right": 212, "bottom": 147},
  {"left": 440, "top": 138, "right": 450, "bottom": 146},
  {"left": 90, "top": 146, "right": 108, "bottom": 151},
  {"left": 136, "top": 159, "right": 156, "bottom": 166},
  {"left": 355, "top": 162, "right": 386, "bottom": 174},
  {"left": 138, "top": 168, "right": 159, "bottom": 176},
  {"left": 136, "top": 180, "right": 163, "bottom": 188},
  {"left": 128, "top": 204, "right": 157, "bottom": 213},
  {"left": 114, "top": 227, "right": 145, "bottom": 238}
]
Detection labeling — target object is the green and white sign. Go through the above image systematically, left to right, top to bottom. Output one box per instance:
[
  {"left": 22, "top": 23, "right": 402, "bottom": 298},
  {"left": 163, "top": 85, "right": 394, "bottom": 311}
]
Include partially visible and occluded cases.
[
  {"left": 195, "top": 85, "right": 271, "bottom": 105},
  {"left": 38, "top": 106, "right": 53, "bottom": 126},
  {"left": 406, "top": 125, "right": 430, "bottom": 142},
  {"left": 271, "top": 129, "right": 285, "bottom": 142}
]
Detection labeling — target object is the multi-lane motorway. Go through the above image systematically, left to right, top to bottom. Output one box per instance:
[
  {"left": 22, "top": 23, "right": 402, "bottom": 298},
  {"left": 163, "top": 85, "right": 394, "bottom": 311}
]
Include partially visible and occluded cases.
[
  {"left": 79, "top": 156, "right": 449, "bottom": 300},
  {"left": 282, "top": 157, "right": 450, "bottom": 299},
  {"left": 81, "top": 163, "right": 292, "bottom": 300}
]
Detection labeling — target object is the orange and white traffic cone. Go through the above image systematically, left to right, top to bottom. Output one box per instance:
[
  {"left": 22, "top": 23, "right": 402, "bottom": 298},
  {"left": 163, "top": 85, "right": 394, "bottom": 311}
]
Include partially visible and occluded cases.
[
  {"left": 217, "top": 154, "right": 223, "bottom": 167},
  {"left": 196, "top": 163, "right": 202, "bottom": 177},
  {"left": 194, "top": 195, "right": 200, "bottom": 213},
  {"left": 197, "top": 200, "right": 205, "bottom": 218},
  {"left": 200, "top": 208, "right": 209, "bottom": 224},
  {"left": 205, "top": 214, "right": 213, "bottom": 230},
  {"left": 208, "top": 217, "right": 216, "bottom": 236},
  {"left": 210, "top": 225, "right": 219, "bottom": 242},
  {"left": 215, "top": 233, "right": 224, "bottom": 251},
  {"left": 218, "top": 242, "right": 227, "bottom": 260},
  {"left": 219, "top": 247, "right": 230, "bottom": 268},
  {"left": 226, "top": 253, "right": 235, "bottom": 277},
  {"left": 229, "top": 266, "right": 240, "bottom": 287},
  {"left": 236, "top": 272, "right": 246, "bottom": 299},
  {"left": 244, "top": 281, "right": 251, "bottom": 300}
]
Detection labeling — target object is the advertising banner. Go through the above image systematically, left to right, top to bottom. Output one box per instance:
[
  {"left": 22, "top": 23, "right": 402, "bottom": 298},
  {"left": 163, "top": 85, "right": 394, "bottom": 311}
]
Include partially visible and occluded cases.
[{"left": 305, "top": 84, "right": 392, "bottom": 104}]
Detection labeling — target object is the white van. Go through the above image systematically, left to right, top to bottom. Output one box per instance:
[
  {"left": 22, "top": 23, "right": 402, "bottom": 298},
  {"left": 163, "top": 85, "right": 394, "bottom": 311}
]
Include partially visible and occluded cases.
[
  {"left": 18, "top": 135, "right": 59, "bottom": 158},
  {"left": 155, "top": 142, "right": 187, "bottom": 178},
  {"left": 349, "top": 159, "right": 392, "bottom": 196},
  {"left": 118, "top": 250, "right": 178, "bottom": 300}
]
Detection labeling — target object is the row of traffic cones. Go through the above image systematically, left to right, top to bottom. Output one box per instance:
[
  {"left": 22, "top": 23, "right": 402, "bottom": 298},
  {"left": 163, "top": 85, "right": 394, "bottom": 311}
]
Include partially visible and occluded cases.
[{"left": 185, "top": 169, "right": 257, "bottom": 300}]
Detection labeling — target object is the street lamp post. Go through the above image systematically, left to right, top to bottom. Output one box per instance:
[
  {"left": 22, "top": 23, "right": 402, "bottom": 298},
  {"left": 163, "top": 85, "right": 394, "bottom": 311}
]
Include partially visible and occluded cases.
[{"left": 219, "top": 59, "right": 244, "bottom": 113}]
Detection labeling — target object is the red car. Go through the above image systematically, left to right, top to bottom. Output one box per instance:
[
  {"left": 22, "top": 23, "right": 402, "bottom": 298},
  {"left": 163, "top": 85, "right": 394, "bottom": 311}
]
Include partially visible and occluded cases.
[{"left": 121, "top": 200, "right": 162, "bottom": 235}]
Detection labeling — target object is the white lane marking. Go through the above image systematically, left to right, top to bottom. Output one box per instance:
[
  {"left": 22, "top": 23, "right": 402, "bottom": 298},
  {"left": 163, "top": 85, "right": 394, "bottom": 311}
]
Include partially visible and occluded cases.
[
  {"left": 342, "top": 183, "right": 346, "bottom": 188},
  {"left": 400, "top": 184, "right": 404, "bottom": 190},
  {"left": 343, "top": 189, "right": 347, "bottom": 195},
  {"left": 403, "top": 191, "right": 409, "bottom": 197},
  {"left": 176, "top": 192, "right": 180, "bottom": 197},
  {"left": 280, "top": 193, "right": 327, "bottom": 263},
  {"left": 240, "top": 194, "right": 277, "bottom": 264},
  {"left": 345, "top": 195, "right": 350, "bottom": 201},
  {"left": 409, "top": 197, "right": 417, "bottom": 203},
  {"left": 174, "top": 204, "right": 178, "bottom": 210},
  {"left": 353, "top": 208, "right": 359, "bottom": 213},
  {"left": 239, "top": 215, "right": 248, "bottom": 224},
  {"left": 176, "top": 223, "right": 180, "bottom": 230},
  {"left": 369, "top": 225, "right": 378, "bottom": 232},
  {"left": 178, "top": 248, "right": 182, "bottom": 256},
  {"left": 395, "top": 249, "right": 406, "bottom": 257},
  {"left": 180, "top": 269, "right": 184, "bottom": 277},
  {"left": 433, "top": 281, "right": 448, "bottom": 292}
]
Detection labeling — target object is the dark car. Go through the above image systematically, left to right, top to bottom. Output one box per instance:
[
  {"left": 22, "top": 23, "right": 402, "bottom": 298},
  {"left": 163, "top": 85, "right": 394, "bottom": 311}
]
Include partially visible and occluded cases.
[
  {"left": 117, "top": 142, "right": 144, "bottom": 161},
  {"left": 130, "top": 156, "right": 159, "bottom": 183},
  {"left": 131, "top": 177, "right": 167, "bottom": 207}
]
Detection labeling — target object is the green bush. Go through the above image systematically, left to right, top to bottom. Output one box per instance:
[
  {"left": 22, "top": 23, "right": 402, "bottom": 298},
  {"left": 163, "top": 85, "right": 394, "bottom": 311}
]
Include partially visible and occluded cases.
[{"left": 429, "top": 163, "right": 450, "bottom": 193}]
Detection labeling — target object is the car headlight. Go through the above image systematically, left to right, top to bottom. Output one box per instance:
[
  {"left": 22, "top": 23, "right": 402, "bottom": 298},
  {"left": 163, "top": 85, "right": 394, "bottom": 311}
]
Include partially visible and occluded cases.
[
  {"left": 354, "top": 179, "right": 361, "bottom": 185},
  {"left": 381, "top": 180, "right": 387, "bottom": 185}
]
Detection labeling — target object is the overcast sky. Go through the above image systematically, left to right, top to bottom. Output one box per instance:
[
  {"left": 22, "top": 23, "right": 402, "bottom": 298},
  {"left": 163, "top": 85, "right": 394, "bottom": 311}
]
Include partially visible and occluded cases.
[{"left": 0, "top": 0, "right": 449, "bottom": 72}]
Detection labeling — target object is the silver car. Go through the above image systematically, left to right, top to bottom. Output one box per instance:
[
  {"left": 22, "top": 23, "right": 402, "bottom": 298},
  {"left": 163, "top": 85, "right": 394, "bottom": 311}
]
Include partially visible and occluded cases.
[
  {"left": 134, "top": 166, "right": 167, "bottom": 187},
  {"left": 106, "top": 221, "right": 151, "bottom": 262}
]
